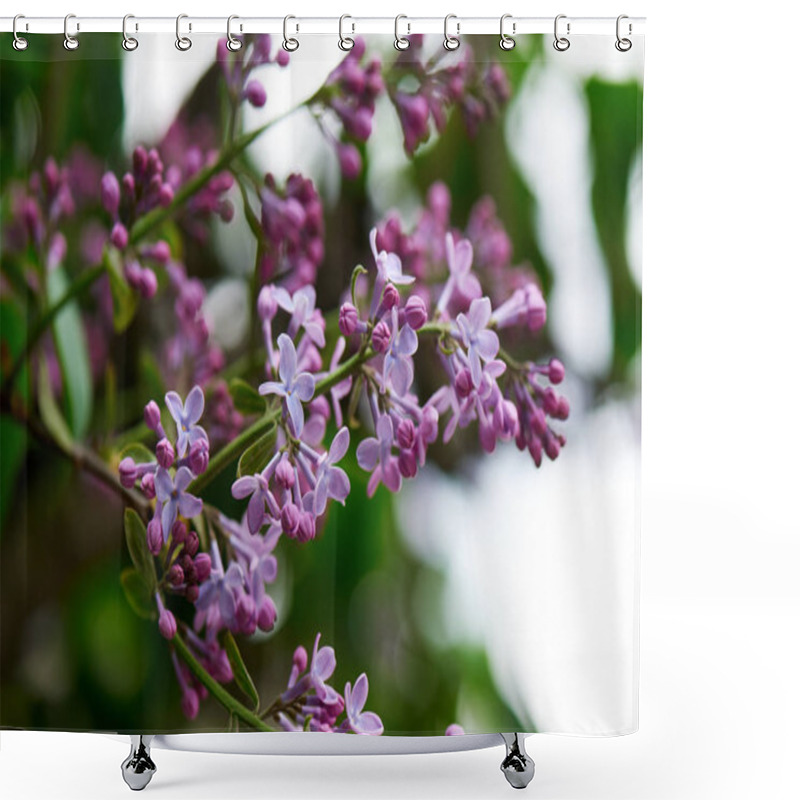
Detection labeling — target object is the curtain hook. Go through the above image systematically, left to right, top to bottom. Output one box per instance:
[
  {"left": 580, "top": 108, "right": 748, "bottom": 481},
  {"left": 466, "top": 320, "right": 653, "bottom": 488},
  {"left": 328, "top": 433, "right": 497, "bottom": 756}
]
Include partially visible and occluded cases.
[
  {"left": 63, "top": 13, "right": 79, "bottom": 51},
  {"left": 12, "top": 14, "right": 28, "bottom": 51},
  {"left": 122, "top": 14, "right": 139, "bottom": 51},
  {"left": 176, "top": 14, "right": 192, "bottom": 51},
  {"left": 338, "top": 14, "right": 355, "bottom": 51},
  {"left": 443, "top": 14, "right": 460, "bottom": 51},
  {"left": 499, "top": 14, "right": 516, "bottom": 51},
  {"left": 553, "top": 14, "right": 570, "bottom": 52},
  {"left": 615, "top": 14, "right": 632, "bottom": 51},
  {"left": 227, "top": 15, "right": 242, "bottom": 51},
  {"left": 283, "top": 15, "right": 299, "bottom": 52},
  {"left": 394, "top": 15, "right": 410, "bottom": 51}
]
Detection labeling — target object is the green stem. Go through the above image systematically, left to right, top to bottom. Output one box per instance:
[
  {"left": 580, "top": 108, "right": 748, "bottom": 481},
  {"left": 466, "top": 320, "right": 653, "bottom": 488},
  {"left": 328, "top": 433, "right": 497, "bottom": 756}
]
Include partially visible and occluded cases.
[{"left": 172, "top": 631, "right": 271, "bottom": 732}]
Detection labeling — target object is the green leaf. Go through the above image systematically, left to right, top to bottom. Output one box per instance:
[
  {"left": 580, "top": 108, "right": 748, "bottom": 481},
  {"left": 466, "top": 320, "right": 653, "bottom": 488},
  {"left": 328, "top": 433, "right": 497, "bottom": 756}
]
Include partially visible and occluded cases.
[
  {"left": 103, "top": 248, "right": 139, "bottom": 333},
  {"left": 46, "top": 265, "right": 93, "bottom": 439},
  {"left": 37, "top": 359, "right": 74, "bottom": 452},
  {"left": 230, "top": 378, "right": 266, "bottom": 416},
  {"left": 236, "top": 424, "right": 277, "bottom": 478},
  {"left": 119, "top": 442, "right": 156, "bottom": 464},
  {"left": 124, "top": 508, "right": 156, "bottom": 592},
  {"left": 120, "top": 567, "right": 155, "bottom": 620},
  {"left": 222, "top": 630, "right": 260, "bottom": 710}
]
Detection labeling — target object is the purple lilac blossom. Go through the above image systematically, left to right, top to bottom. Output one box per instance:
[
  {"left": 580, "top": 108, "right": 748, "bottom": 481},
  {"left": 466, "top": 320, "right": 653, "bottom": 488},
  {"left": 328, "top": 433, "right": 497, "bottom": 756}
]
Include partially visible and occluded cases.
[
  {"left": 259, "top": 334, "right": 316, "bottom": 436},
  {"left": 165, "top": 385, "right": 208, "bottom": 457}
]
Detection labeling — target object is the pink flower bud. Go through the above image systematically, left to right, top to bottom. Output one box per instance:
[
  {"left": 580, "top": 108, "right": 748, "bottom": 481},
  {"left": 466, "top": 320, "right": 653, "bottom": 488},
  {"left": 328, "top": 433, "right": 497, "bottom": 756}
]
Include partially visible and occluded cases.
[
  {"left": 276, "top": 49, "right": 290, "bottom": 67},
  {"left": 243, "top": 80, "right": 267, "bottom": 108},
  {"left": 337, "top": 142, "right": 362, "bottom": 180},
  {"left": 100, "top": 172, "right": 120, "bottom": 216},
  {"left": 158, "top": 184, "right": 174, "bottom": 207},
  {"left": 110, "top": 221, "right": 128, "bottom": 250},
  {"left": 148, "top": 240, "right": 171, "bottom": 264},
  {"left": 138, "top": 267, "right": 158, "bottom": 299},
  {"left": 378, "top": 284, "right": 400, "bottom": 316},
  {"left": 257, "top": 285, "right": 278, "bottom": 321},
  {"left": 404, "top": 294, "right": 428, "bottom": 330},
  {"left": 339, "top": 302, "right": 359, "bottom": 335},
  {"left": 371, "top": 321, "right": 391, "bottom": 354},
  {"left": 548, "top": 358, "right": 565, "bottom": 384},
  {"left": 455, "top": 369, "right": 473, "bottom": 399},
  {"left": 556, "top": 397, "right": 570, "bottom": 420},
  {"left": 493, "top": 399, "right": 519, "bottom": 441},
  {"left": 143, "top": 400, "right": 161, "bottom": 431},
  {"left": 397, "top": 418, "right": 416, "bottom": 450},
  {"left": 544, "top": 434, "right": 560, "bottom": 461},
  {"left": 156, "top": 437, "right": 175, "bottom": 469},
  {"left": 188, "top": 439, "right": 209, "bottom": 475},
  {"left": 398, "top": 448, "right": 418, "bottom": 479},
  {"left": 118, "top": 457, "right": 137, "bottom": 488},
  {"left": 275, "top": 458, "right": 295, "bottom": 490},
  {"left": 140, "top": 472, "right": 156, "bottom": 499},
  {"left": 281, "top": 503, "right": 300, "bottom": 536},
  {"left": 296, "top": 512, "right": 316, "bottom": 543},
  {"left": 147, "top": 518, "right": 163, "bottom": 555},
  {"left": 172, "top": 520, "right": 187, "bottom": 544},
  {"left": 184, "top": 530, "right": 200, "bottom": 557},
  {"left": 194, "top": 553, "right": 212, "bottom": 582},
  {"left": 168, "top": 564, "right": 185, "bottom": 586},
  {"left": 185, "top": 584, "right": 200, "bottom": 604},
  {"left": 235, "top": 595, "right": 257, "bottom": 635},
  {"left": 258, "top": 596, "right": 277, "bottom": 632},
  {"left": 158, "top": 607, "right": 177, "bottom": 640},
  {"left": 293, "top": 646, "right": 308, "bottom": 673},
  {"left": 181, "top": 688, "right": 200, "bottom": 720},
  {"left": 445, "top": 724, "right": 465, "bottom": 736}
]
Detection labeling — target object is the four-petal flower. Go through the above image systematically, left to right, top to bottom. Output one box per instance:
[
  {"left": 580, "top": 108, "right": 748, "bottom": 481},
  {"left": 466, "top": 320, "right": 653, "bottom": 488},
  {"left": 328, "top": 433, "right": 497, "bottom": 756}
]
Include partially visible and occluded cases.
[
  {"left": 456, "top": 296, "right": 500, "bottom": 386},
  {"left": 259, "top": 333, "right": 316, "bottom": 435},
  {"left": 165, "top": 385, "right": 208, "bottom": 457},
  {"left": 155, "top": 465, "right": 203, "bottom": 536}
]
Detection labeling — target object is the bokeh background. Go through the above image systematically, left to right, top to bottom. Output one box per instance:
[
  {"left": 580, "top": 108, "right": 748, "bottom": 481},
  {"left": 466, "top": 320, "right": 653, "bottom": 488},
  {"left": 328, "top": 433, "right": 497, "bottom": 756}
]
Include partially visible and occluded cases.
[{"left": 1, "top": 32, "right": 642, "bottom": 735}]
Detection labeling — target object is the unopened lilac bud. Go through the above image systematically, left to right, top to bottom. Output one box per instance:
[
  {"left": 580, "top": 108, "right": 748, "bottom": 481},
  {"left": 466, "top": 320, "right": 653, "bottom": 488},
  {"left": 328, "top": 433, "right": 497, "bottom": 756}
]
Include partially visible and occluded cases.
[
  {"left": 243, "top": 80, "right": 267, "bottom": 108},
  {"left": 337, "top": 142, "right": 362, "bottom": 180},
  {"left": 132, "top": 146, "right": 147, "bottom": 176},
  {"left": 101, "top": 172, "right": 120, "bottom": 216},
  {"left": 121, "top": 172, "right": 135, "bottom": 198},
  {"left": 158, "top": 184, "right": 174, "bottom": 207},
  {"left": 219, "top": 199, "right": 235, "bottom": 222},
  {"left": 110, "top": 221, "right": 128, "bottom": 250},
  {"left": 148, "top": 240, "right": 171, "bottom": 264},
  {"left": 139, "top": 267, "right": 158, "bottom": 299},
  {"left": 378, "top": 284, "right": 400, "bottom": 316},
  {"left": 257, "top": 285, "right": 278, "bottom": 321},
  {"left": 404, "top": 294, "right": 428, "bottom": 330},
  {"left": 339, "top": 302, "right": 359, "bottom": 335},
  {"left": 371, "top": 321, "right": 391, "bottom": 354},
  {"left": 548, "top": 358, "right": 565, "bottom": 385},
  {"left": 455, "top": 369, "right": 473, "bottom": 399},
  {"left": 542, "top": 388, "right": 560, "bottom": 416},
  {"left": 556, "top": 396, "right": 570, "bottom": 421},
  {"left": 493, "top": 399, "right": 519, "bottom": 441},
  {"left": 143, "top": 400, "right": 161, "bottom": 431},
  {"left": 531, "top": 408, "right": 547, "bottom": 437},
  {"left": 397, "top": 418, "right": 416, "bottom": 450},
  {"left": 479, "top": 418, "right": 497, "bottom": 454},
  {"left": 544, "top": 434, "right": 560, "bottom": 461},
  {"left": 156, "top": 437, "right": 175, "bottom": 469},
  {"left": 528, "top": 437, "right": 543, "bottom": 467},
  {"left": 188, "top": 439, "right": 209, "bottom": 475},
  {"left": 398, "top": 448, "right": 417, "bottom": 479},
  {"left": 118, "top": 457, "right": 137, "bottom": 488},
  {"left": 275, "top": 458, "right": 295, "bottom": 490},
  {"left": 140, "top": 472, "right": 156, "bottom": 499},
  {"left": 281, "top": 503, "right": 300, "bottom": 536},
  {"left": 296, "top": 512, "right": 316, "bottom": 543},
  {"left": 147, "top": 518, "right": 163, "bottom": 555},
  {"left": 172, "top": 519, "right": 187, "bottom": 544},
  {"left": 184, "top": 530, "right": 199, "bottom": 557},
  {"left": 194, "top": 553, "right": 212, "bottom": 582},
  {"left": 168, "top": 564, "right": 185, "bottom": 586},
  {"left": 185, "top": 584, "right": 200, "bottom": 603},
  {"left": 235, "top": 595, "right": 257, "bottom": 635},
  {"left": 257, "top": 595, "right": 277, "bottom": 632},
  {"left": 158, "top": 607, "right": 177, "bottom": 640},
  {"left": 293, "top": 646, "right": 308, "bottom": 673},
  {"left": 181, "top": 688, "right": 200, "bottom": 720},
  {"left": 445, "top": 724, "right": 465, "bottom": 736}
]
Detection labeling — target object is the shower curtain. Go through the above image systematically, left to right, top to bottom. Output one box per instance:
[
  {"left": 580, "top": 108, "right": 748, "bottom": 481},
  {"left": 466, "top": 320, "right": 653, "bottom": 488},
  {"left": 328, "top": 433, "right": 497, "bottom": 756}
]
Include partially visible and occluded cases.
[{"left": 0, "top": 27, "right": 643, "bottom": 738}]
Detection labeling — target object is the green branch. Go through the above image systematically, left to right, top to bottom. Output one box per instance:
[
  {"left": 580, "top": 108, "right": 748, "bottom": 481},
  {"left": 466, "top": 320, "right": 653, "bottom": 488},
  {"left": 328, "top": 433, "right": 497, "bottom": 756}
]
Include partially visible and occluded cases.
[{"left": 172, "top": 631, "right": 272, "bottom": 732}]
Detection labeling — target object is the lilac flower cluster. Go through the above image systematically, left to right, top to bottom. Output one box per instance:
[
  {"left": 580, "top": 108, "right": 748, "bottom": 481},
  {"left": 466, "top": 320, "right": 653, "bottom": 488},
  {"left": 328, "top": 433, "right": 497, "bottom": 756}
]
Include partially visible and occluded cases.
[
  {"left": 216, "top": 34, "right": 290, "bottom": 110},
  {"left": 313, "top": 37, "right": 384, "bottom": 179},
  {"left": 389, "top": 37, "right": 511, "bottom": 154},
  {"left": 259, "top": 174, "right": 324, "bottom": 292},
  {"left": 277, "top": 634, "right": 383, "bottom": 734}
]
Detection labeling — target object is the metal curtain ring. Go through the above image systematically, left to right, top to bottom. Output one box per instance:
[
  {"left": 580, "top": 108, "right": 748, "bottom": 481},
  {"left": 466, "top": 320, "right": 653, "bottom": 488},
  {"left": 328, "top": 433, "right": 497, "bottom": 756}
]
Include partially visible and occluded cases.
[
  {"left": 63, "top": 13, "right": 79, "bottom": 51},
  {"left": 12, "top": 14, "right": 28, "bottom": 51},
  {"left": 122, "top": 14, "right": 139, "bottom": 51},
  {"left": 176, "top": 14, "right": 192, "bottom": 51},
  {"left": 338, "top": 14, "right": 355, "bottom": 51},
  {"left": 443, "top": 14, "right": 460, "bottom": 51},
  {"left": 499, "top": 14, "right": 516, "bottom": 50},
  {"left": 553, "top": 14, "right": 570, "bottom": 52},
  {"left": 615, "top": 14, "right": 632, "bottom": 51},
  {"left": 227, "top": 15, "right": 242, "bottom": 51},
  {"left": 283, "top": 15, "right": 299, "bottom": 52},
  {"left": 394, "top": 15, "right": 410, "bottom": 51}
]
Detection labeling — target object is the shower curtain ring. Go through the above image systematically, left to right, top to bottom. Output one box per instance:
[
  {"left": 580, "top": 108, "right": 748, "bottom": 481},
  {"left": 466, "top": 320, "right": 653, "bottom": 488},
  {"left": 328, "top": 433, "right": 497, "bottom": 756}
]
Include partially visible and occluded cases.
[
  {"left": 63, "top": 14, "right": 79, "bottom": 51},
  {"left": 176, "top": 14, "right": 192, "bottom": 51},
  {"left": 443, "top": 14, "right": 460, "bottom": 51},
  {"left": 499, "top": 14, "right": 516, "bottom": 50},
  {"left": 553, "top": 14, "right": 570, "bottom": 52},
  {"left": 12, "top": 15, "right": 28, "bottom": 51},
  {"left": 122, "top": 15, "right": 139, "bottom": 51},
  {"left": 227, "top": 15, "right": 242, "bottom": 51},
  {"left": 338, "top": 15, "right": 355, "bottom": 51},
  {"left": 394, "top": 15, "right": 410, "bottom": 51},
  {"left": 615, "top": 15, "right": 632, "bottom": 51},
  {"left": 283, "top": 16, "right": 299, "bottom": 52}
]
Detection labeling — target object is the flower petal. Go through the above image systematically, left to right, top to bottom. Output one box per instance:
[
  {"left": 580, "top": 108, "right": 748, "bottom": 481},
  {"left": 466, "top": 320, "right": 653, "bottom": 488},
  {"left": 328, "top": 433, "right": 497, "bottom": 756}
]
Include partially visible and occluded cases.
[
  {"left": 453, "top": 238, "right": 473, "bottom": 276},
  {"left": 272, "top": 286, "right": 294, "bottom": 312},
  {"left": 469, "top": 296, "right": 492, "bottom": 330},
  {"left": 397, "top": 324, "right": 418, "bottom": 357},
  {"left": 475, "top": 329, "right": 499, "bottom": 361},
  {"left": 277, "top": 333, "right": 297, "bottom": 385},
  {"left": 468, "top": 346, "right": 483, "bottom": 386},
  {"left": 390, "top": 357, "right": 413, "bottom": 396},
  {"left": 293, "top": 372, "right": 316, "bottom": 402},
  {"left": 258, "top": 380, "right": 286, "bottom": 398},
  {"left": 184, "top": 385, "right": 205, "bottom": 425},
  {"left": 164, "top": 391, "right": 184, "bottom": 424},
  {"left": 286, "top": 394, "right": 305, "bottom": 436},
  {"left": 328, "top": 427, "right": 350, "bottom": 463},
  {"left": 356, "top": 438, "right": 380, "bottom": 471},
  {"left": 382, "top": 459, "right": 402, "bottom": 493},
  {"left": 154, "top": 466, "right": 174, "bottom": 502},
  {"left": 326, "top": 467, "right": 350, "bottom": 503},
  {"left": 232, "top": 475, "right": 258, "bottom": 499},
  {"left": 178, "top": 491, "right": 203, "bottom": 520},
  {"left": 247, "top": 491, "right": 264, "bottom": 533},
  {"left": 161, "top": 498, "right": 177, "bottom": 537},
  {"left": 313, "top": 645, "right": 336, "bottom": 681},
  {"left": 351, "top": 673, "right": 369, "bottom": 715},
  {"left": 355, "top": 711, "right": 383, "bottom": 735}
]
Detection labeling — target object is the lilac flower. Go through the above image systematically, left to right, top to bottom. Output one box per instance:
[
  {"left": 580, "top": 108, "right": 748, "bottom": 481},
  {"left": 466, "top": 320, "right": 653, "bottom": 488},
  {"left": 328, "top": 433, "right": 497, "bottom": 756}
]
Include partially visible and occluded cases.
[
  {"left": 371, "top": 227, "right": 414, "bottom": 287},
  {"left": 438, "top": 233, "right": 482, "bottom": 314},
  {"left": 491, "top": 282, "right": 547, "bottom": 332},
  {"left": 272, "top": 285, "right": 326, "bottom": 346},
  {"left": 456, "top": 297, "right": 500, "bottom": 386},
  {"left": 382, "top": 307, "right": 418, "bottom": 396},
  {"left": 259, "top": 334, "right": 316, "bottom": 436},
  {"left": 165, "top": 385, "right": 208, "bottom": 457},
  {"left": 357, "top": 414, "right": 401, "bottom": 496},
  {"left": 312, "top": 427, "right": 351, "bottom": 516},
  {"left": 155, "top": 466, "right": 203, "bottom": 538},
  {"left": 231, "top": 472, "right": 270, "bottom": 534},
  {"left": 195, "top": 542, "right": 246, "bottom": 632},
  {"left": 308, "top": 633, "right": 339, "bottom": 704},
  {"left": 342, "top": 674, "right": 384, "bottom": 735}
]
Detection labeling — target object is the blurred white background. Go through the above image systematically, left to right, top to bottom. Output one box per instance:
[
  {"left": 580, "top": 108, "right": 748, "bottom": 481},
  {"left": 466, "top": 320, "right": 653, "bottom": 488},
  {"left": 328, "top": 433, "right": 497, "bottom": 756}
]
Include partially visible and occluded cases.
[{"left": 2, "top": 1, "right": 799, "bottom": 798}]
